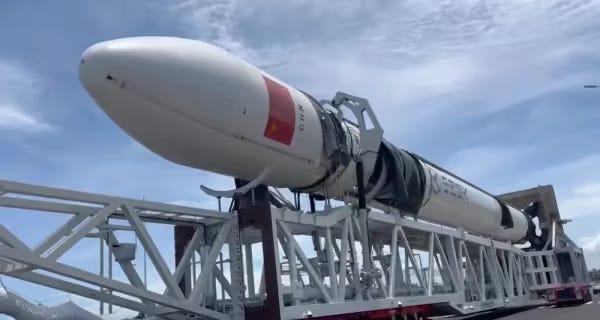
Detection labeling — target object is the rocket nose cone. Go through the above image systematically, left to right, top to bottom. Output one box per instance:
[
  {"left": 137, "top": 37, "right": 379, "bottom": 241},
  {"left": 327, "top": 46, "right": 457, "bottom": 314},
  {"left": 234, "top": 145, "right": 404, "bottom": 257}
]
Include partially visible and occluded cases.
[
  {"left": 78, "top": 37, "right": 225, "bottom": 106},
  {"left": 78, "top": 37, "right": 176, "bottom": 118},
  {"left": 78, "top": 37, "right": 252, "bottom": 130},
  {"left": 79, "top": 38, "right": 147, "bottom": 91},
  {"left": 78, "top": 39, "right": 125, "bottom": 98},
  {"left": 79, "top": 42, "right": 103, "bottom": 91}
]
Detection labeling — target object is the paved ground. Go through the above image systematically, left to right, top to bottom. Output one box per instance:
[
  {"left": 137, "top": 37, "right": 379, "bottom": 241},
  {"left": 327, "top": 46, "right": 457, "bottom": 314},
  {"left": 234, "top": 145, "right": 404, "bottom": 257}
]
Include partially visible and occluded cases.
[{"left": 433, "top": 293, "right": 600, "bottom": 320}]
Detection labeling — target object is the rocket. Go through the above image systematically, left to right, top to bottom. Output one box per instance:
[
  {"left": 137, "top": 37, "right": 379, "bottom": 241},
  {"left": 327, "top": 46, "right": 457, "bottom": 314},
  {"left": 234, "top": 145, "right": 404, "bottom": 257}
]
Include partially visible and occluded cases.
[{"left": 79, "top": 37, "right": 543, "bottom": 246}]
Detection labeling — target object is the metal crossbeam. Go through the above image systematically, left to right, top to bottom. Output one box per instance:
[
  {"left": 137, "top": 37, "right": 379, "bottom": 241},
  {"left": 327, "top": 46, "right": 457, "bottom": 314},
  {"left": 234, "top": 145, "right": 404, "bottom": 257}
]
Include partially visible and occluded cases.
[
  {"left": 0, "top": 179, "right": 566, "bottom": 319},
  {"left": 0, "top": 180, "right": 240, "bottom": 319},
  {"left": 0, "top": 180, "right": 225, "bottom": 221},
  {"left": 47, "top": 204, "right": 119, "bottom": 260},
  {"left": 122, "top": 205, "right": 184, "bottom": 299},
  {"left": 35, "top": 214, "right": 92, "bottom": 255},
  {"left": 337, "top": 216, "right": 349, "bottom": 300},
  {"left": 188, "top": 220, "right": 233, "bottom": 303},
  {"left": 278, "top": 220, "right": 332, "bottom": 303},
  {"left": 388, "top": 225, "right": 398, "bottom": 298},
  {"left": 398, "top": 225, "right": 426, "bottom": 290},
  {"left": 173, "top": 227, "right": 203, "bottom": 285},
  {"left": 434, "top": 234, "right": 458, "bottom": 289},
  {"left": 0, "top": 244, "right": 229, "bottom": 320},
  {"left": 14, "top": 272, "right": 174, "bottom": 317}
]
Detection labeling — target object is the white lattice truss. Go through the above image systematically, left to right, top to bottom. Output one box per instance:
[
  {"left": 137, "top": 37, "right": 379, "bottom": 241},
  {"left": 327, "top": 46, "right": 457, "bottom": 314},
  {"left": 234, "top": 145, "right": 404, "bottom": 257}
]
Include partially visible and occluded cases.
[{"left": 0, "top": 179, "right": 557, "bottom": 320}]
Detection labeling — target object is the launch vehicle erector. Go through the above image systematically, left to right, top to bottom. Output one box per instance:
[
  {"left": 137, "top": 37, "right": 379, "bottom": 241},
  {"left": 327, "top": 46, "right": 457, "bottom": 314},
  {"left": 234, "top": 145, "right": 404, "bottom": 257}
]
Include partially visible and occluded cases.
[{"left": 79, "top": 37, "right": 541, "bottom": 245}]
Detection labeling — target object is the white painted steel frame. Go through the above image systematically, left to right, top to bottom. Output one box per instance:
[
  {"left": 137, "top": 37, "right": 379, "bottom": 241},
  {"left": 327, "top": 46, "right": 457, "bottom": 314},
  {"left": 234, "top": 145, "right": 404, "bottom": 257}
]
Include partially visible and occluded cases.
[
  {"left": 0, "top": 179, "right": 559, "bottom": 319},
  {"left": 0, "top": 179, "right": 235, "bottom": 320},
  {"left": 273, "top": 206, "right": 548, "bottom": 319}
]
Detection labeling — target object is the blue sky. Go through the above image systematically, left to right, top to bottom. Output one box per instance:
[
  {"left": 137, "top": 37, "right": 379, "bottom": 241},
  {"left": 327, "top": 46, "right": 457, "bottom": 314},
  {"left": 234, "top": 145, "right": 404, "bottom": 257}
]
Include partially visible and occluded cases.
[{"left": 1, "top": 0, "right": 600, "bottom": 317}]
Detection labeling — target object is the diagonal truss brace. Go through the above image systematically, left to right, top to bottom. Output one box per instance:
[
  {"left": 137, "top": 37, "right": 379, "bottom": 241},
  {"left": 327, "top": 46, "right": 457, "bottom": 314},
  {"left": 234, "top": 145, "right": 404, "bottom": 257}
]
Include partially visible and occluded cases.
[
  {"left": 0, "top": 179, "right": 241, "bottom": 320},
  {"left": 122, "top": 205, "right": 185, "bottom": 299},
  {"left": 188, "top": 220, "right": 233, "bottom": 303},
  {"left": 278, "top": 220, "right": 333, "bottom": 303},
  {"left": 0, "top": 235, "right": 229, "bottom": 320}
]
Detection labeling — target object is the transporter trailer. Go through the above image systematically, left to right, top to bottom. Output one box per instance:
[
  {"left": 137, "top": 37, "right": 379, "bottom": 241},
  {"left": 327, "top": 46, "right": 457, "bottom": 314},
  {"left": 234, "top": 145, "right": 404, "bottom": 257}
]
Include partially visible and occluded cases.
[
  {"left": 0, "top": 93, "right": 591, "bottom": 319},
  {"left": 0, "top": 179, "right": 590, "bottom": 320},
  {"left": 499, "top": 186, "right": 592, "bottom": 307}
]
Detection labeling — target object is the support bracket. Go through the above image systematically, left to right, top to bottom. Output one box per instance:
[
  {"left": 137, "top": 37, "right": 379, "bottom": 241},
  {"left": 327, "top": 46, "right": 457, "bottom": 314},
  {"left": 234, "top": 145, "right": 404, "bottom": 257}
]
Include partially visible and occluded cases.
[
  {"left": 320, "top": 92, "right": 384, "bottom": 201},
  {"left": 326, "top": 92, "right": 383, "bottom": 163},
  {"left": 200, "top": 168, "right": 270, "bottom": 199}
]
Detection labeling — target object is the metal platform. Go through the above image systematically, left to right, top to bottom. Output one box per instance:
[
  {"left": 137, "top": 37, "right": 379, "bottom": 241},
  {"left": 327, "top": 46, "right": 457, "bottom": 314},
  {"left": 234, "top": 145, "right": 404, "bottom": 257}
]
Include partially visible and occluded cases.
[{"left": 0, "top": 179, "right": 585, "bottom": 319}]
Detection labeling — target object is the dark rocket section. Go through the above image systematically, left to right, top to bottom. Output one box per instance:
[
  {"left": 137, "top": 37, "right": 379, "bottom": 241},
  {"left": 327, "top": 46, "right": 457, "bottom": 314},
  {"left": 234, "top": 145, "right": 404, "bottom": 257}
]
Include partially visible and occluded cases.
[
  {"left": 304, "top": 102, "right": 544, "bottom": 246},
  {"left": 367, "top": 141, "right": 427, "bottom": 214}
]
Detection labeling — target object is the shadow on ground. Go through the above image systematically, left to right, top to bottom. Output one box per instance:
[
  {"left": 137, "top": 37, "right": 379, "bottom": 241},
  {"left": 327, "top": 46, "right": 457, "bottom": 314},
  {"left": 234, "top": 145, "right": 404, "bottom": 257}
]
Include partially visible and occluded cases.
[{"left": 445, "top": 306, "right": 539, "bottom": 320}]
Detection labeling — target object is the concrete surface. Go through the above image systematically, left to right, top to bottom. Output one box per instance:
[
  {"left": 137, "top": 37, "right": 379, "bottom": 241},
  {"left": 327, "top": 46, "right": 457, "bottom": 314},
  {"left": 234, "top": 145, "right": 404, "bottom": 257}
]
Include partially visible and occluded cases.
[{"left": 432, "top": 293, "right": 600, "bottom": 320}]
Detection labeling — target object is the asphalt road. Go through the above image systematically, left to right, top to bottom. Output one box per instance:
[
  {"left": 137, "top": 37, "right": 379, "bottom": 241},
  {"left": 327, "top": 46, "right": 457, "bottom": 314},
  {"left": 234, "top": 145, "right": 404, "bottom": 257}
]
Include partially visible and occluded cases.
[{"left": 433, "top": 294, "right": 600, "bottom": 320}]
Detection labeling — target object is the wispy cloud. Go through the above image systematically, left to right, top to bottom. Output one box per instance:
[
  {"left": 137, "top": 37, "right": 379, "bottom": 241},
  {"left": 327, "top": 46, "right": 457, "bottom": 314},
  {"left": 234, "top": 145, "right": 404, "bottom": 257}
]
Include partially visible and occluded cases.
[
  {"left": 168, "top": 0, "right": 600, "bottom": 143},
  {"left": 0, "top": 60, "right": 53, "bottom": 133},
  {"left": 0, "top": 104, "right": 53, "bottom": 133},
  {"left": 439, "top": 145, "right": 600, "bottom": 220},
  {"left": 443, "top": 145, "right": 530, "bottom": 185},
  {"left": 514, "top": 154, "right": 600, "bottom": 219},
  {"left": 559, "top": 183, "right": 600, "bottom": 219},
  {"left": 580, "top": 233, "right": 600, "bottom": 270}
]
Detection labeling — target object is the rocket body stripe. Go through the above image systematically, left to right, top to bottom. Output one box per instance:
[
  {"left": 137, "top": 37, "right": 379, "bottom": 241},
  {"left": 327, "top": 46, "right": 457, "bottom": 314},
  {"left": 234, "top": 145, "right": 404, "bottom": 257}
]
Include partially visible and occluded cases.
[{"left": 263, "top": 76, "right": 295, "bottom": 145}]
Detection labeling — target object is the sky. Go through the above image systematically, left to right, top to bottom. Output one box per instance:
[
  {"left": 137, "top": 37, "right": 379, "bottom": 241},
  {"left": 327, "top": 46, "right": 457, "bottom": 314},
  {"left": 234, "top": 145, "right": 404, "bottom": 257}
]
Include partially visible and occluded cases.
[{"left": 1, "top": 0, "right": 600, "bottom": 318}]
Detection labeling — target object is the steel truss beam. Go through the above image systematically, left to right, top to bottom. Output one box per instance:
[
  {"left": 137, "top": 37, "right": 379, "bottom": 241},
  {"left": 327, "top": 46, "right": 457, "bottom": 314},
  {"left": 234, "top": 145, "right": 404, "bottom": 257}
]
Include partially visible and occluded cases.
[
  {"left": 0, "top": 179, "right": 561, "bottom": 319},
  {"left": 0, "top": 179, "right": 235, "bottom": 320},
  {"left": 274, "top": 207, "right": 550, "bottom": 318}
]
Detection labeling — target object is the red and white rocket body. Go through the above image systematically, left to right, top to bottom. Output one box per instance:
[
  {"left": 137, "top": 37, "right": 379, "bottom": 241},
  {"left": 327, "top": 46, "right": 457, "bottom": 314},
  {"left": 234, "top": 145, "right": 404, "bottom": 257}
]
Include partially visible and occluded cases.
[{"left": 79, "top": 37, "right": 534, "bottom": 244}]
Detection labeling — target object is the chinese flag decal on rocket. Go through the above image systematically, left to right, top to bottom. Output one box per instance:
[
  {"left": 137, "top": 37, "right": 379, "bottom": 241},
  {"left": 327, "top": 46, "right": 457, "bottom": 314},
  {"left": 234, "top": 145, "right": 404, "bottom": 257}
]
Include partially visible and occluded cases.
[{"left": 263, "top": 76, "right": 295, "bottom": 145}]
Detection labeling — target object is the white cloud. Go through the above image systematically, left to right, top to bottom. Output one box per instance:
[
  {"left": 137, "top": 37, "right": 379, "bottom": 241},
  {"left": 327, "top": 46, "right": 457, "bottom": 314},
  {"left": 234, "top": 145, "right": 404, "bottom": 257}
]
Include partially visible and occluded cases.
[
  {"left": 168, "top": 0, "right": 600, "bottom": 142},
  {"left": 0, "top": 60, "right": 52, "bottom": 133},
  {"left": 0, "top": 104, "right": 53, "bottom": 133},
  {"left": 443, "top": 145, "right": 530, "bottom": 184},
  {"left": 437, "top": 150, "right": 600, "bottom": 224},
  {"left": 504, "top": 154, "right": 600, "bottom": 220},
  {"left": 520, "top": 154, "right": 600, "bottom": 188},
  {"left": 559, "top": 183, "right": 600, "bottom": 219},
  {"left": 573, "top": 183, "right": 600, "bottom": 196},
  {"left": 580, "top": 233, "right": 600, "bottom": 270}
]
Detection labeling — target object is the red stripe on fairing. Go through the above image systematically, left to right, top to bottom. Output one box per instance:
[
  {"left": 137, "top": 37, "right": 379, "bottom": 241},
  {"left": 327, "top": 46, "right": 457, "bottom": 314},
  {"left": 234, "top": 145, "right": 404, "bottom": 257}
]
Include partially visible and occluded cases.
[{"left": 262, "top": 76, "right": 295, "bottom": 145}]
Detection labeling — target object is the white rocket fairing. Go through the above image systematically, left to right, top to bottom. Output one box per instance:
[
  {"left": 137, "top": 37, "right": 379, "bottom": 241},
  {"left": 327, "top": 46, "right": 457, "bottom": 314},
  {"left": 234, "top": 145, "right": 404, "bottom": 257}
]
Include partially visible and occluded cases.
[
  {"left": 79, "top": 37, "right": 536, "bottom": 244},
  {"left": 79, "top": 37, "right": 328, "bottom": 188}
]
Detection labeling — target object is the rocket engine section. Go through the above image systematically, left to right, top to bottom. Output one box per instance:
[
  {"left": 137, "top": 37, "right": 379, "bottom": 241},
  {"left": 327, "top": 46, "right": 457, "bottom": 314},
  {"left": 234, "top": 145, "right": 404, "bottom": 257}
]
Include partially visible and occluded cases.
[
  {"left": 78, "top": 36, "right": 544, "bottom": 246},
  {"left": 291, "top": 96, "right": 533, "bottom": 244}
]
